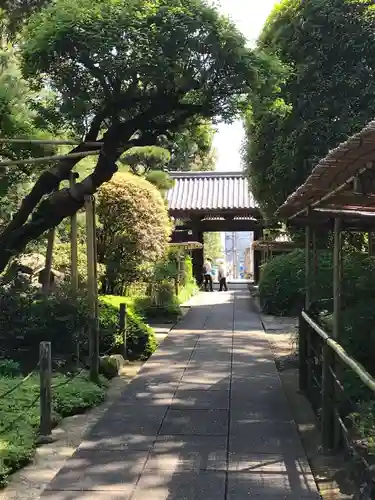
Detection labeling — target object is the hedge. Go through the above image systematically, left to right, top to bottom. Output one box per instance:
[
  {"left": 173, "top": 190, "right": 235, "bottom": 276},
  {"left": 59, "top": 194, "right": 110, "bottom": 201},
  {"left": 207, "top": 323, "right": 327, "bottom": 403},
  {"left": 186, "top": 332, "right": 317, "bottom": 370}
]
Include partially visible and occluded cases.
[{"left": 259, "top": 249, "right": 375, "bottom": 316}]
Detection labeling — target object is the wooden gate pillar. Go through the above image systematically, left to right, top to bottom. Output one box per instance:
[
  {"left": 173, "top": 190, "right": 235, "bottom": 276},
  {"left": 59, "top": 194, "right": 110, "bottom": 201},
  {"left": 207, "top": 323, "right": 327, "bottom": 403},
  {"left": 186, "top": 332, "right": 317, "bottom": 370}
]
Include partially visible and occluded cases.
[{"left": 192, "top": 229, "right": 204, "bottom": 285}]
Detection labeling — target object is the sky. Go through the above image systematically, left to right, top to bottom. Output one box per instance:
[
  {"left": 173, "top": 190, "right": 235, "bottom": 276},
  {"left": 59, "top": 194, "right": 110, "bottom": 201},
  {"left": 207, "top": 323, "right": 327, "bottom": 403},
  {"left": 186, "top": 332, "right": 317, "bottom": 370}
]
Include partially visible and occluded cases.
[{"left": 211, "top": 0, "right": 277, "bottom": 172}]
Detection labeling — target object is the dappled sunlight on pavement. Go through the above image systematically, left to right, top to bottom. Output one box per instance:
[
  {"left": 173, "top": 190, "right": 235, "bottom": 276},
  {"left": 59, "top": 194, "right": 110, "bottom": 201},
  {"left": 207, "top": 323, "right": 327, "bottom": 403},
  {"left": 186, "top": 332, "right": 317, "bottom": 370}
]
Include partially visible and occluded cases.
[{"left": 38, "top": 287, "right": 320, "bottom": 499}]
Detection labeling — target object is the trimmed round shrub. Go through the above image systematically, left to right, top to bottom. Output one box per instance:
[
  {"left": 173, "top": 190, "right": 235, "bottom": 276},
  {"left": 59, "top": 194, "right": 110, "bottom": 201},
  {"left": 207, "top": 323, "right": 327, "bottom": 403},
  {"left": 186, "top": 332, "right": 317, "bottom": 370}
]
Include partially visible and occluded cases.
[{"left": 97, "top": 172, "right": 172, "bottom": 293}]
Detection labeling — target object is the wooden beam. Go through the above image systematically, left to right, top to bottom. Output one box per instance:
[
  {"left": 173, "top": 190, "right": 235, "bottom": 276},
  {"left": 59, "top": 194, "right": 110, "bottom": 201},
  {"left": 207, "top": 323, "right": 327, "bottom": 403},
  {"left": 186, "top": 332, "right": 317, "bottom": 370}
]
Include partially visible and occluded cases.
[
  {"left": 319, "top": 191, "right": 375, "bottom": 208},
  {"left": 195, "top": 219, "right": 263, "bottom": 232}
]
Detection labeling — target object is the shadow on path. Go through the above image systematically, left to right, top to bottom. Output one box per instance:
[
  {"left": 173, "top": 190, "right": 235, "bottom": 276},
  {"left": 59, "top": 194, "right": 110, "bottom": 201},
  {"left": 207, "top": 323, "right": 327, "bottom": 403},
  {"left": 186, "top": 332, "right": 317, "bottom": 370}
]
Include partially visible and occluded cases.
[{"left": 40, "top": 289, "right": 320, "bottom": 499}]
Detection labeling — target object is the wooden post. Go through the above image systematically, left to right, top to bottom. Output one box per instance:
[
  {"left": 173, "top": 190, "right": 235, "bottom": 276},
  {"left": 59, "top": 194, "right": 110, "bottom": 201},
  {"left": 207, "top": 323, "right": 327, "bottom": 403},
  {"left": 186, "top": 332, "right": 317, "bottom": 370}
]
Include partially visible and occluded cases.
[
  {"left": 69, "top": 173, "right": 79, "bottom": 291},
  {"left": 42, "top": 185, "right": 60, "bottom": 292},
  {"left": 85, "top": 195, "right": 99, "bottom": 383},
  {"left": 92, "top": 196, "right": 99, "bottom": 322},
  {"left": 332, "top": 216, "right": 342, "bottom": 449},
  {"left": 333, "top": 217, "right": 342, "bottom": 340},
  {"left": 305, "top": 221, "right": 312, "bottom": 310},
  {"left": 312, "top": 227, "right": 318, "bottom": 303},
  {"left": 42, "top": 228, "right": 56, "bottom": 293},
  {"left": 368, "top": 231, "right": 374, "bottom": 257},
  {"left": 119, "top": 303, "right": 127, "bottom": 360},
  {"left": 298, "top": 313, "right": 308, "bottom": 392},
  {"left": 39, "top": 341, "right": 52, "bottom": 442},
  {"left": 321, "top": 343, "right": 334, "bottom": 451}
]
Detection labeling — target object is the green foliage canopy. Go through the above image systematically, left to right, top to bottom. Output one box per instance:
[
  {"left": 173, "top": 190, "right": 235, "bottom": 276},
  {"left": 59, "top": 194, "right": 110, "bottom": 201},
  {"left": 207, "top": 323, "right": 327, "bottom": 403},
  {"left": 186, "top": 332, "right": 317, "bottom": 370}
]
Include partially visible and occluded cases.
[
  {"left": 0, "top": 0, "right": 270, "bottom": 272},
  {"left": 244, "top": 0, "right": 375, "bottom": 217},
  {"left": 121, "top": 146, "right": 171, "bottom": 175}
]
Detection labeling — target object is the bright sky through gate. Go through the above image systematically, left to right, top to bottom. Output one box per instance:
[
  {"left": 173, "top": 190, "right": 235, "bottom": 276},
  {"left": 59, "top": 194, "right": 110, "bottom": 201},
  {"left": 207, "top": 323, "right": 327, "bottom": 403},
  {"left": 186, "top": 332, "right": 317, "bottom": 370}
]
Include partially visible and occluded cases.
[{"left": 211, "top": 0, "right": 277, "bottom": 172}]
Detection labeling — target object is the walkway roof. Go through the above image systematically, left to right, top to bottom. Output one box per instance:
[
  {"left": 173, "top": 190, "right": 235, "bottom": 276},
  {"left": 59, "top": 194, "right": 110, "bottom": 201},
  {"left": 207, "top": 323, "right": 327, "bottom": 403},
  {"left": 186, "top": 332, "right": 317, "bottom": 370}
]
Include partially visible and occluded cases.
[{"left": 167, "top": 171, "right": 258, "bottom": 218}]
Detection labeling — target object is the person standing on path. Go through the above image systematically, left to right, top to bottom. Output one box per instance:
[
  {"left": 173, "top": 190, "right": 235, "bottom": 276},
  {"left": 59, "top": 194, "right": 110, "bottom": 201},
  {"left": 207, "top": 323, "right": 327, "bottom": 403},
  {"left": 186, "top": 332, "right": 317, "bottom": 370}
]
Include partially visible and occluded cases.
[
  {"left": 202, "top": 258, "right": 213, "bottom": 291},
  {"left": 218, "top": 260, "right": 228, "bottom": 291}
]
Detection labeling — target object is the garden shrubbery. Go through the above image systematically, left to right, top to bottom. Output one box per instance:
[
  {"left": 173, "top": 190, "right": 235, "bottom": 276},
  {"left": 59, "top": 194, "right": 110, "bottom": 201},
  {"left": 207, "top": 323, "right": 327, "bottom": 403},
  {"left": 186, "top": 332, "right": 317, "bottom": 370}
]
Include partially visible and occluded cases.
[
  {"left": 259, "top": 248, "right": 375, "bottom": 464},
  {"left": 259, "top": 249, "right": 375, "bottom": 316},
  {"left": 134, "top": 252, "right": 198, "bottom": 323},
  {"left": 0, "top": 285, "right": 157, "bottom": 372},
  {"left": 99, "top": 295, "right": 157, "bottom": 359},
  {"left": 0, "top": 371, "right": 107, "bottom": 487}
]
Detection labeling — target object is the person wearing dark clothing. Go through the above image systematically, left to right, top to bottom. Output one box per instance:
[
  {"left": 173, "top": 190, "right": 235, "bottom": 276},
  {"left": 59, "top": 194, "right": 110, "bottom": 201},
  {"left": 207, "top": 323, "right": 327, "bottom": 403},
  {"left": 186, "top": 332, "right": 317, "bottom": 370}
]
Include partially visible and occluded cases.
[
  {"left": 202, "top": 259, "right": 213, "bottom": 292},
  {"left": 218, "top": 262, "right": 228, "bottom": 291}
]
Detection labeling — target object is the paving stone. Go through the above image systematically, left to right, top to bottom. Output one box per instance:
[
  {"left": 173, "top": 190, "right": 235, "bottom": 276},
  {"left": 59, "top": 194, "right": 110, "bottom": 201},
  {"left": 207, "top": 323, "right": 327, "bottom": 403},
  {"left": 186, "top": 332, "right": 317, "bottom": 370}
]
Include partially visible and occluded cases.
[
  {"left": 40, "top": 289, "right": 319, "bottom": 500},
  {"left": 189, "top": 350, "right": 232, "bottom": 363},
  {"left": 180, "top": 370, "right": 230, "bottom": 386},
  {"left": 177, "top": 380, "right": 230, "bottom": 391},
  {"left": 171, "top": 389, "right": 230, "bottom": 410},
  {"left": 230, "top": 405, "right": 293, "bottom": 424},
  {"left": 79, "top": 407, "right": 167, "bottom": 451},
  {"left": 159, "top": 409, "right": 228, "bottom": 436},
  {"left": 229, "top": 421, "right": 305, "bottom": 456},
  {"left": 79, "top": 433, "right": 156, "bottom": 452},
  {"left": 148, "top": 435, "right": 227, "bottom": 471},
  {"left": 44, "top": 449, "right": 147, "bottom": 492},
  {"left": 228, "top": 452, "right": 312, "bottom": 474},
  {"left": 132, "top": 471, "right": 226, "bottom": 500},
  {"left": 227, "top": 471, "right": 320, "bottom": 498},
  {"left": 41, "top": 491, "right": 130, "bottom": 500}
]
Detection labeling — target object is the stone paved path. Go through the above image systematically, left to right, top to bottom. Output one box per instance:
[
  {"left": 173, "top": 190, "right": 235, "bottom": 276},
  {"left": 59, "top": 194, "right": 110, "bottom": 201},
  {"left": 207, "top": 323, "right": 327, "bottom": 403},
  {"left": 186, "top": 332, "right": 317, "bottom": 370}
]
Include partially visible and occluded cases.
[{"left": 40, "top": 289, "right": 320, "bottom": 499}]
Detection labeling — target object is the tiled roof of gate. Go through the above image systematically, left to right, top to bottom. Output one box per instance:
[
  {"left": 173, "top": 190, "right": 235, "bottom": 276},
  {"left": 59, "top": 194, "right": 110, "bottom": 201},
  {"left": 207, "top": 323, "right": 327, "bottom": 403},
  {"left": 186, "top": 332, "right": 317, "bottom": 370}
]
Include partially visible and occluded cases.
[{"left": 167, "top": 171, "right": 256, "bottom": 212}]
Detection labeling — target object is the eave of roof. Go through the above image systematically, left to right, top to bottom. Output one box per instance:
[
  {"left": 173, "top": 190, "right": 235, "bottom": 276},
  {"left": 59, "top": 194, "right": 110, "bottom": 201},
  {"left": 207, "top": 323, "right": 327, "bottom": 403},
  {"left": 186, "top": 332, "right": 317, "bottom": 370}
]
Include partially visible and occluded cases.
[{"left": 276, "top": 120, "right": 375, "bottom": 222}]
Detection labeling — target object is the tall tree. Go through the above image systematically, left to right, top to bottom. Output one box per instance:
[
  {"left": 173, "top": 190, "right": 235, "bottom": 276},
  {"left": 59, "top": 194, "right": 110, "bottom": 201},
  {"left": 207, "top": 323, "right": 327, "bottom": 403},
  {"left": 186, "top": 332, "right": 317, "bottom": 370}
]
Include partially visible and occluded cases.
[
  {"left": 0, "top": 0, "right": 270, "bottom": 271},
  {"left": 0, "top": 0, "right": 51, "bottom": 38},
  {"left": 244, "top": 0, "right": 375, "bottom": 217},
  {"left": 0, "top": 34, "right": 55, "bottom": 226},
  {"left": 166, "top": 119, "right": 216, "bottom": 171},
  {"left": 204, "top": 232, "right": 224, "bottom": 262}
]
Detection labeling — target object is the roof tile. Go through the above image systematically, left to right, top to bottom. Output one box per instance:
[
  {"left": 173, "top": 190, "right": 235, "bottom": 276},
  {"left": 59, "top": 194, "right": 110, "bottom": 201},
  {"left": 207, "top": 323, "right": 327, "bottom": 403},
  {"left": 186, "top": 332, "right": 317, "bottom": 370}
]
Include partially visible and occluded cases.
[{"left": 167, "top": 171, "right": 256, "bottom": 211}]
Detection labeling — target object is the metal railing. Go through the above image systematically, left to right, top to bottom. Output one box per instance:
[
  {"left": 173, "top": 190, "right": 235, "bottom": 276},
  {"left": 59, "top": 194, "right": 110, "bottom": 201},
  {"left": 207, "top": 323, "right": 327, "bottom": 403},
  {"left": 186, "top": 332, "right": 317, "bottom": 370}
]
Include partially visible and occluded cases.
[{"left": 299, "top": 310, "right": 375, "bottom": 490}]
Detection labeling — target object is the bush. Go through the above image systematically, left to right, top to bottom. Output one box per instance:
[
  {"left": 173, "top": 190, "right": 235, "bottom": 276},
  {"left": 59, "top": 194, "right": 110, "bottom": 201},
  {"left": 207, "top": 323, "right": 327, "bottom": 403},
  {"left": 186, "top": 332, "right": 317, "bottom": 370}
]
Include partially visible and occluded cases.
[
  {"left": 97, "top": 172, "right": 172, "bottom": 293},
  {"left": 53, "top": 241, "right": 106, "bottom": 286},
  {"left": 259, "top": 250, "right": 375, "bottom": 316},
  {"left": 133, "top": 253, "right": 197, "bottom": 323},
  {"left": 0, "top": 286, "right": 157, "bottom": 372},
  {"left": 0, "top": 286, "right": 90, "bottom": 371},
  {"left": 134, "top": 292, "right": 182, "bottom": 323},
  {"left": 99, "top": 295, "right": 157, "bottom": 360},
  {"left": 0, "top": 360, "right": 21, "bottom": 377},
  {"left": 0, "top": 371, "right": 107, "bottom": 487}
]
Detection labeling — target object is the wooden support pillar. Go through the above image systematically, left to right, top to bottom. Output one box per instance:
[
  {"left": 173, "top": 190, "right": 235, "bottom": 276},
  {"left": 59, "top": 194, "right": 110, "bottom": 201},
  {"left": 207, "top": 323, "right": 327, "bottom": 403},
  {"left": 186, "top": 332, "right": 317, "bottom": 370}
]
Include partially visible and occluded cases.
[
  {"left": 70, "top": 173, "right": 79, "bottom": 291},
  {"left": 42, "top": 186, "right": 59, "bottom": 293},
  {"left": 85, "top": 195, "right": 99, "bottom": 383},
  {"left": 333, "top": 216, "right": 342, "bottom": 450},
  {"left": 333, "top": 217, "right": 342, "bottom": 340},
  {"left": 305, "top": 221, "right": 312, "bottom": 310},
  {"left": 42, "top": 227, "right": 56, "bottom": 293},
  {"left": 312, "top": 227, "right": 318, "bottom": 304},
  {"left": 253, "top": 228, "right": 263, "bottom": 285},
  {"left": 192, "top": 229, "right": 204, "bottom": 285},
  {"left": 368, "top": 231, "right": 374, "bottom": 257}
]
